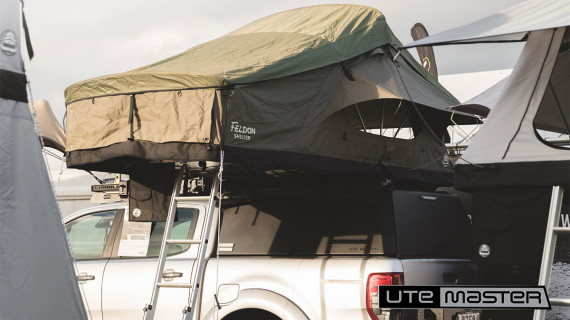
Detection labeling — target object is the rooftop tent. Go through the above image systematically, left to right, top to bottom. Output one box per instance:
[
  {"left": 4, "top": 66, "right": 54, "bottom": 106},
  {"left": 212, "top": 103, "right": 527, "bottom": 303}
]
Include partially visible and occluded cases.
[
  {"left": 0, "top": 0, "right": 87, "bottom": 319},
  {"left": 403, "top": 0, "right": 570, "bottom": 188},
  {"left": 402, "top": 2, "right": 570, "bottom": 308},
  {"left": 64, "top": 5, "right": 474, "bottom": 186},
  {"left": 455, "top": 27, "right": 569, "bottom": 188},
  {"left": 452, "top": 69, "right": 566, "bottom": 135},
  {"left": 451, "top": 75, "right": 509, "bottom": 117},
  {"left": 28, "top": 100, "right": 66, "bottom": 152}
]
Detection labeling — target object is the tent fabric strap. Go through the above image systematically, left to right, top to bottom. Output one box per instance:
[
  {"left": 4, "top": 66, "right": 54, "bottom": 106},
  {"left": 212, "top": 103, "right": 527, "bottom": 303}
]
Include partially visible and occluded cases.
[
  {"left": 20, "top": 0, "right": 34, "bottom": 60},
  {"left": 0, "top": 69, "right": 27, "bottom": 102},
  {"left": 128, "top": 95, "right": 136, "bottom": 141}
]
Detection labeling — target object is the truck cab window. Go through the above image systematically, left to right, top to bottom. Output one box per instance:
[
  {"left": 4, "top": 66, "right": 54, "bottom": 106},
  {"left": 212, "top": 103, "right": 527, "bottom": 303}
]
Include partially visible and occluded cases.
[
  {"left": 116, "top": 208, "right": 197, "bottom": 258},
  {"left": 66, "top": 210, "right": 118, "bottom": 260}
]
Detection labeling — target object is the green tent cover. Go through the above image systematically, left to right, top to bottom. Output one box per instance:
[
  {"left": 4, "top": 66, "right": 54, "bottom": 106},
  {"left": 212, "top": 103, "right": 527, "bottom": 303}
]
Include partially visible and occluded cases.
[
  {"left": 65, "top": 4, "right": 454, "bottom": 104},
  {"left": 64, "top": 5, "right": 466, "bottom": 186}
]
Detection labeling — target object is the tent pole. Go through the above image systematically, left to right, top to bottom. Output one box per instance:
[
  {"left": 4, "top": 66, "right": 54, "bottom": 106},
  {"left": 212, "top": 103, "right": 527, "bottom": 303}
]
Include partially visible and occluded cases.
[
  {"left": 354, "top": 104, "right": 367, "bottom": 131},
  {"left": 380, "top": 104, "right": 384, "bottom": 134},
  {"left": 394, "top": 106, "right": 410, "bottom": 138}
]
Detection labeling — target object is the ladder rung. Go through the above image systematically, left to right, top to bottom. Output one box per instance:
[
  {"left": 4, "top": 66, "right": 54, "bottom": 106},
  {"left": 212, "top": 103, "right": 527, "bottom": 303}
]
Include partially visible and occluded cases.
[
  {"left": 175, "top": 196, "right": 211, "bottom": 202},
  {"left": 553, "top": 227, "right": 570, "bottom": 234},
  {"left": 166, "top": 239, "right": 202, "bottom": 245},
  {"left": 157, "top": 283, "right": 193, "bottom": 289},
  {"left": 550, "top": 298, "right": 570, "bottom": 307}
]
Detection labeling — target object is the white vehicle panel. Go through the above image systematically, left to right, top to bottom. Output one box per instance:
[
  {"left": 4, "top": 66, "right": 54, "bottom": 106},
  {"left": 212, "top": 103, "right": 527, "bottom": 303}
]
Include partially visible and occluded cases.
[
  {"left": 101, "top": 204, "right": 206, "bottom": 320},
  {"left": 65, "top": 205, "right": 123, "bottom": 320},
  {"left": 199, "top": 256, "right": 403, "bottom": 320},
  {"left": 76, "top": 261, "right": 107, "bottom": 320}
]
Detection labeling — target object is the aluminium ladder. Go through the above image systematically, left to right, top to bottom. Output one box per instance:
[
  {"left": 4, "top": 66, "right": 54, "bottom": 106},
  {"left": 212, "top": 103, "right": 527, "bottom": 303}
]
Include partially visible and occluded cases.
[
  {"left": 143, "top": 165, "right": 220, "bottom": 320},
  {"left": 534, "top": 186, "right": 570, "bottom": 320}
]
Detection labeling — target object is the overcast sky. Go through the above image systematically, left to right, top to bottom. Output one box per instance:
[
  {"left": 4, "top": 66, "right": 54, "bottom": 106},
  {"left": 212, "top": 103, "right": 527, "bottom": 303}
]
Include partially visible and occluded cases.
[{"left": 23, "top": 0, "right": 526, "bottom": 123}]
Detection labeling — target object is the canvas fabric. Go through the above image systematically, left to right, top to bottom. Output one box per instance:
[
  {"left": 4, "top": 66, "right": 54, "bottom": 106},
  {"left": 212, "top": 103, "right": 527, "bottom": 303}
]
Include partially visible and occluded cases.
[
  {"left": 402, "top": 0, "right": 570, "bottom": 48},
  {"left": 403, "top": 0, "right": 570, "bottom": 187},
  {"left": 1, "top": 2, "right": 87, "bottom": 318},
  {"left": 64, "top": 5, "right": 466, "bottom": 184},
  {"left": 65, "top": 5, "right": 450, "bottom": 104},
  {"left": 457, "top": 28, "right": 569, "bottom": 165},
  {"left": 225, "top": 53, "right": 455, "bottom": 172},
  {"left": 66, "top": 89, "right": 217, "bottom": 152},
  {"left": 27, "top": 100, "right": 66, "bottom": 152},
  {"left": 0, "top": 101, "right": 87, "bottom": 320},
  {"left": 128, "top": 163, "right": 176, "bottom": 222}
]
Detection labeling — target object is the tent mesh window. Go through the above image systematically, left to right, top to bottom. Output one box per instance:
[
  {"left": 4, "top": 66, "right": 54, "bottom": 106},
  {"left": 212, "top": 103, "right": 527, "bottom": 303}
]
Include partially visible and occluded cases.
[
  {"left": 533, "top": 27, "right": 570, "bottom": 149},
  {"left": 342, "top": 98, "right": 455, "bottom": 143},
  {"left": 343, "top": 99, "right": 416, "bottom": 140}
]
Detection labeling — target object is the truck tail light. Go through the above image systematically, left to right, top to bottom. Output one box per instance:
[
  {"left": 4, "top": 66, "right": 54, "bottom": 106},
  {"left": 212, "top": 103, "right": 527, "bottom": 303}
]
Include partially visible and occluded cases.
[{"left": 366, "top": 273, "right": 404, "bottom": 320}]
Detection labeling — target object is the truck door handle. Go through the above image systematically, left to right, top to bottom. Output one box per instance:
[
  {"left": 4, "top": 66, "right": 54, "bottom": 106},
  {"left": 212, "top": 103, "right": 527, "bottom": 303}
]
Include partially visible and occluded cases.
[
  {"left": 419, "top": 195, "right": 438, "bottom": 201},
  {"left": 163, "top": 270, "right": 183, "bottom": 279},
  {"left": 77, "top": 273, "right": 96, "bottom": 282}
]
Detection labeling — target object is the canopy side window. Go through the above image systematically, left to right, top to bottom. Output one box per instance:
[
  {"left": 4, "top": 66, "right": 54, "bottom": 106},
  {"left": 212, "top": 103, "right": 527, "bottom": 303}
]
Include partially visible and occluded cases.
[{"left": 533, "top": 27, "right": 570, "bottom": 150}]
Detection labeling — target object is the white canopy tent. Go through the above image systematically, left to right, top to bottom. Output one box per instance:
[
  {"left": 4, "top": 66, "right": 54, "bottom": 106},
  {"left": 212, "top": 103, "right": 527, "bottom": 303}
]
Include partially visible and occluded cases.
[
  {"left": 402, "top": 0, "right": 570, "bottom": 47},
  {"left": 404, "top": 0, "right": 570, "bottom": 188},
  {"left": 0, "top": 1, "right": 87, "bottom": 319},
  {"left": 403, "top": 3, "right": 570, "bottom": 318},
  {"left": 458, "top": 28, "right": 568, "bottom": 168},
  {"left": 450, "top": 75, "right": 509, "bottom": 117}
]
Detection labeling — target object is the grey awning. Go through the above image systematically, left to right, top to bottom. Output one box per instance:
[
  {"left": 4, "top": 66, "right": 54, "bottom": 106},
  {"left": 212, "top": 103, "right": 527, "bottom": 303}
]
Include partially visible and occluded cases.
[{"left": 401, "top": 0, "right": 570, "bottom": 48}]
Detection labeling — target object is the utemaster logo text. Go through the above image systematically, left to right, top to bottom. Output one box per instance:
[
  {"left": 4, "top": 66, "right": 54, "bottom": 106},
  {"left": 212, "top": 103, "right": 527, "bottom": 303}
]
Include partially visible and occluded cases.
[{"left": 378, "top": 286, "right": 550, "bottom": 309}]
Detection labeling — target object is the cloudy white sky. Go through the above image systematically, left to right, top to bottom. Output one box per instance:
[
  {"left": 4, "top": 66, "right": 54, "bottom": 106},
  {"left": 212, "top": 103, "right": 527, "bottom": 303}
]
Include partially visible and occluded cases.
[{"left": 23, "top": 0, "right": 526, "bottom": 123}]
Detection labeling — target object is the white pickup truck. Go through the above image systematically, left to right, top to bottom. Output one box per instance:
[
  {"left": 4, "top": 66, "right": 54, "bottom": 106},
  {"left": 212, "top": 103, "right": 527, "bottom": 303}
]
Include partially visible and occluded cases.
[{"left": 64, "top": 179, "right": 478, "bottom": 320}]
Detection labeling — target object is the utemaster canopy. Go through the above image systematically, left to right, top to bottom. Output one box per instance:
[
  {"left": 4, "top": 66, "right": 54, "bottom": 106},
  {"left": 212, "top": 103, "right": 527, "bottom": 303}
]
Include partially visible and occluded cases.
[{"left": 65, "top": 5, "right": 472, "bottom": 185}]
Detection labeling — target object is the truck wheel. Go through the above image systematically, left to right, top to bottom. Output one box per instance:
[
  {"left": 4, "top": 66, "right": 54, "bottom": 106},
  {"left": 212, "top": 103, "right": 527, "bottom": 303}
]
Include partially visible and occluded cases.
[{"left": 223, "top": 309, "right": 281, "bottom": 320}]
